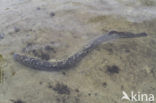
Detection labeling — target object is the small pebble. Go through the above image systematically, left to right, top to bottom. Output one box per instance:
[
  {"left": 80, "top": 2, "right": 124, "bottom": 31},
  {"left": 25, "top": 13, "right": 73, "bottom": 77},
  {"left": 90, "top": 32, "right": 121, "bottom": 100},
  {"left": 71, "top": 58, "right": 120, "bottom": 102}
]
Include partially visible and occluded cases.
[
  {"left": 36, "top": 7, "right": 41, "bottom": 10},
  {"left": 50, "top": 12, "right": 55, "bottom": 17},
  {"left": 14, "top": 27, "right": 20, "bottom": 32},
  {"left": 0, "top": 33, "right": 4, "bottom": 40},
  {"left": 102, "top": 82, "right": 107, "bottom": 88},
  {"left": 88, "top": 93, "right": 91, "bottom": 96}
]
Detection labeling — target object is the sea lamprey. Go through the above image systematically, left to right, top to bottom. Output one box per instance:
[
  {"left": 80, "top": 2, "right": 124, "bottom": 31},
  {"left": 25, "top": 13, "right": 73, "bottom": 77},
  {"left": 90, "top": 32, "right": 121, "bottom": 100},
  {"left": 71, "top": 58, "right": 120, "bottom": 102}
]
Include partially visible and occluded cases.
[{"left": 14, "top": 31, "right": 147, "bottom": 71}]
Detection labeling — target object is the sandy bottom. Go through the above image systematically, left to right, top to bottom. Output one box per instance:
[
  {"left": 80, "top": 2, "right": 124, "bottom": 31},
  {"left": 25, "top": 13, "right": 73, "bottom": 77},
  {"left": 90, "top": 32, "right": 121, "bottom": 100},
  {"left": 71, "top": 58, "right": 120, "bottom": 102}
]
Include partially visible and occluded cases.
[{"left": 0, "top": 0, "right": 156, "bottom": 103}]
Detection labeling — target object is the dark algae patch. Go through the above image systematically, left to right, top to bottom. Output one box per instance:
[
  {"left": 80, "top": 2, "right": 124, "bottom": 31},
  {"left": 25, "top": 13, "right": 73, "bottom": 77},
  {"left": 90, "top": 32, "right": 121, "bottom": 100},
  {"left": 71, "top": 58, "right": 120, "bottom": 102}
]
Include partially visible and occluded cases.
[
  {"left": 44, "top": 45, "right": 56, "bottom": 52},
  {"left": 106, "top": 65, "right": 120, "bottom": 74},
  {"left": 62, "top": 71, "right": 66, "bottom": 75},
  {"left": 102, "top": 82, "right": 107, "bottom": 88},
  {"left": 48, "top": 83, "right": 53, "bottom": 89},
  {"left": 53, "top": 83, "right": 70, "bottom": 95},
  {"left": 75, "top": 89, "right": 79, "bottom": 93},
  {"left": 55, "top": 95, "right": 80, "bottom": 103},
  {"left": 10, "top": 99, "right": 25, "bottom": 103}
]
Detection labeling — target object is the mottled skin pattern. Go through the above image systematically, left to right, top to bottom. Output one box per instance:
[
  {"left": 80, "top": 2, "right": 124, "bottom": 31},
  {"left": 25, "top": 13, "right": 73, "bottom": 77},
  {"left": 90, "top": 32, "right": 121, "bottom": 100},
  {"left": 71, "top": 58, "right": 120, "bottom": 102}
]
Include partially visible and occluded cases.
[{"left": 13, "top": 31, "right": 147, "bottom": 71}]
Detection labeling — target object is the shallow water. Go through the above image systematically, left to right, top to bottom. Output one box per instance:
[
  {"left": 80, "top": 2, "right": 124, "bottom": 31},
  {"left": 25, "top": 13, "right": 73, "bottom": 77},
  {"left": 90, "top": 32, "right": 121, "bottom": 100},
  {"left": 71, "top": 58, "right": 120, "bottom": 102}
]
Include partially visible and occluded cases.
[{"left": 0, "top": 0, "right": 156, "bottom": 103}]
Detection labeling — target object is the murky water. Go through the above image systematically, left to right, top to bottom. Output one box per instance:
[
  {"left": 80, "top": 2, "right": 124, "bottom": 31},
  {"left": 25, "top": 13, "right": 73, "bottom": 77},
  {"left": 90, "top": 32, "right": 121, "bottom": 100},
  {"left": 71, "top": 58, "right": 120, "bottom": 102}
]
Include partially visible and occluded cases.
[{"left": 0, "top": 0, "right": 156, "bottom": 103}]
